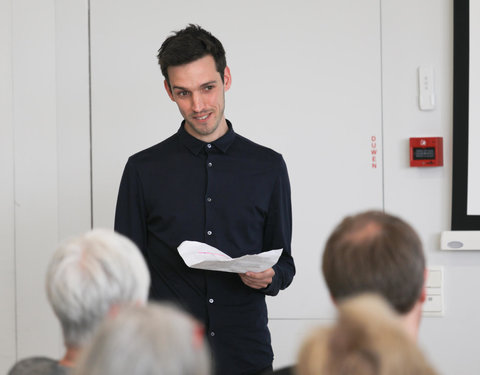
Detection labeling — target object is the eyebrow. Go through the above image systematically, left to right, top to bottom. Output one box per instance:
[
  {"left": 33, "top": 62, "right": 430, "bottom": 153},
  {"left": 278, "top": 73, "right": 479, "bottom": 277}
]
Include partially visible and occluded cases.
[{"left": 172, "top": 81, "right": 218, "bottom": 91}]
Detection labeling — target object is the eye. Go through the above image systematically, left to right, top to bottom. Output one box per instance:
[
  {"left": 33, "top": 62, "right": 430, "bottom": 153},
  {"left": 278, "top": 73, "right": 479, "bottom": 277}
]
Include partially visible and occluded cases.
[
  {"left": 204, "top": 85, "right": 214, "bottom": 91},
  {"left": 177, "top": 91, "right": 189, "bottom": 97}
]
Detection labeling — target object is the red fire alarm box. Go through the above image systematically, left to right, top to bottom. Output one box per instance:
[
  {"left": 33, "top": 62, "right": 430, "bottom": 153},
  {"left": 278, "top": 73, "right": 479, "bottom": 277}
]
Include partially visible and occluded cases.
[{"left": 409, "top": 137, "right": 443, "bottom": 167}]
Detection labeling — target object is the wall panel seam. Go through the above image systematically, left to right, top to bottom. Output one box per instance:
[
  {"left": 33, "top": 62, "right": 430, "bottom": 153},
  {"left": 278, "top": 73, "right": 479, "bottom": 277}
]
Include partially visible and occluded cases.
[
  {"left": 88, "top": 0, "right": 93, "bottom": 229},
  {"left": 379, "top": 0, "right": 386, "bottom": 211}
]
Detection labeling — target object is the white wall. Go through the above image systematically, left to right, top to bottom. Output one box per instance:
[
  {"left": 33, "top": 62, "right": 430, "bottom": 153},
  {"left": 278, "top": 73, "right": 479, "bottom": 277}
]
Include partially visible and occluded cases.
[
  {"left": 0, "top": 0, "right": 91, "bottom": 372},
  {"left": 0, "top": 0, "right": 16, "bottom": 372},
  {"left": 3, "top": 0, "right": 479, "bottom": 374},
  {"left": 12, "top": 0, "right": 61, "bottom": 359},
  {"left": 90, "top": 0, "right": 384, "bottom": 317},
  {"left": 382, "top": 0, "right": 480, "bottom": 371},
  {"left": 468, "top": 0, "right": 480, "bottom": 215},
  {"left": 89, "top": 2, "right": 383, "bottom": 369}
]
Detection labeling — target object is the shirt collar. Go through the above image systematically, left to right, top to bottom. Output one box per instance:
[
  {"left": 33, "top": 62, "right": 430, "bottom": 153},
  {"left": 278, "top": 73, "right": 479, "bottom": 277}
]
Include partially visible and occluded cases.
[{"left": 177, "top": 120, "right": 236, "bottom": 155}]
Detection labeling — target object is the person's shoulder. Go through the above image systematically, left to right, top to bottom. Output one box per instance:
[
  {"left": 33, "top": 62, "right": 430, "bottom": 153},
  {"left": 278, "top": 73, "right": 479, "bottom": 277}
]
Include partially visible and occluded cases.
[
  {"left": 128, "top": 133, "right": 178, "bottom": 164},
  {"left": 234, "top": 133, "right": 284, "bottom": 164},
  {"left": 8, "top": 357, "right": 68, "bottom": 375},
  {"left": 265, "top": 365, "right": 296, "bottom": 375}
]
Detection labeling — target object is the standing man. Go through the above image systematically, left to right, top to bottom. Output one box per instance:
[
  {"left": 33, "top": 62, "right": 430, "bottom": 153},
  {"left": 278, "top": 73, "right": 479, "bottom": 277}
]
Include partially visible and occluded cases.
[{"left": 115, "top": 24, "right": 295, "bottom": 375}]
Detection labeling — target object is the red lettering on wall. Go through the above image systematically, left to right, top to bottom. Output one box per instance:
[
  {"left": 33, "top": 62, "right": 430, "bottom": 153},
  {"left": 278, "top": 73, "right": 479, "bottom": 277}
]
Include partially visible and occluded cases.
[{"left": 370, "top": 135, "right": 378, "bottom": 169}]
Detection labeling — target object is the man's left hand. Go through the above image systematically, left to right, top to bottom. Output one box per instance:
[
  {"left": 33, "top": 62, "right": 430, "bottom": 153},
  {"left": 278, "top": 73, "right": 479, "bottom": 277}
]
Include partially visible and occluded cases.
[{"left": 238, "top": 268, "right": 275, "bottom": 289}]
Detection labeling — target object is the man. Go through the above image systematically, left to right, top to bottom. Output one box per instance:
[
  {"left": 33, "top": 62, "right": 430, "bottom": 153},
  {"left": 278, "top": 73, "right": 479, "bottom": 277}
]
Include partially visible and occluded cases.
[
  {"left": 114, "top": 24, "right": 295, "bottom": 375},
  {"left": 270, "top": 210, "right": 427, "bottom": 375},
  {"left": 322, "top": 210, "right": 427, "bottom": 340},
  {"left": 8, "top": 229, "right": 150, "bottom": 375}
]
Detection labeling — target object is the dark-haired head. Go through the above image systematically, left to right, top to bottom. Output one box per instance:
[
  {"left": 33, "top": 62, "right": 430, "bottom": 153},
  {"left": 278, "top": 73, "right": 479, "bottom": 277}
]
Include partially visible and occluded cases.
[{"left": 157, "top": 24, "right": 227, "bottom": 90}]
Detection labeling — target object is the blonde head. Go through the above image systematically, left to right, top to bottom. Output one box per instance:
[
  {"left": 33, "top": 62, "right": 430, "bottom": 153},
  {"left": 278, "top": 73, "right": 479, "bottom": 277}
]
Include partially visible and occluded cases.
[{"left": 297, "top": 294, "right": 438, "bottom": 375}]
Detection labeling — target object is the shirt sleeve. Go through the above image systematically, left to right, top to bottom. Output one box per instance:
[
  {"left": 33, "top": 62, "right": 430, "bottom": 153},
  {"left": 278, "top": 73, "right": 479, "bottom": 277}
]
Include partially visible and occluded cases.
[
  {"left": 261, "top": 156, "right": 295, "bottom": 296},
  {"left": 114, "top": 159, "right": 148, "bottom": 255}
]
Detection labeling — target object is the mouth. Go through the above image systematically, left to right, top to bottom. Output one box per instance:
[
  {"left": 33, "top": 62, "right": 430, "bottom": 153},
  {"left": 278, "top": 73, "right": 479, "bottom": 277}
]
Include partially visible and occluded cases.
[{"left": 193, "top": 112, "right": 211, "bottom": 122}]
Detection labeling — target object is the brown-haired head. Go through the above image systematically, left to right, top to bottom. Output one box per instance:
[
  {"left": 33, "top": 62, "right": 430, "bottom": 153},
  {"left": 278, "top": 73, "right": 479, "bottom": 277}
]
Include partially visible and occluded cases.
[{"left": 322, "top": 210, "right": 425, "bottom": 314}]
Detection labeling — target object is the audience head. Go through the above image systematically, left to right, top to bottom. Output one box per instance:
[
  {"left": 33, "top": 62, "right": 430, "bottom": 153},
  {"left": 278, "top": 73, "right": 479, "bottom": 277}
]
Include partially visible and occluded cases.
[
  {"left": 157, "top": 24, "right": 227, "bottom": 89},
  {"left": 322, "top": 210, "right": 426, "bottom": 315},
  {"left": 46, "top": 229, "right": 150, "bottom": 349},
  {"left": 296, "top": 294, "right": 438, "bottom": 375},
  {"left": 73, "top": 303, "right": 211, "bottom": 375}
]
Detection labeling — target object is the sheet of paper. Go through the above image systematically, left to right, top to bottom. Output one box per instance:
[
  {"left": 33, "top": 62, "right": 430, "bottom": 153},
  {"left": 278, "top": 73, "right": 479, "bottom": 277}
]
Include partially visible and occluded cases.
[{"left": 177, "top": 241, "right": 283, "bottom": 273}]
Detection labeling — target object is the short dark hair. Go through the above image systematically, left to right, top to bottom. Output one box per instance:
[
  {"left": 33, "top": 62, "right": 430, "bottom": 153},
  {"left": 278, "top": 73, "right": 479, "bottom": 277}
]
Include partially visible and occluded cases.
[
  {"left": 157, "top": 24, "right": 227, "bottom": 89},
  {"left": 322, "top": 210, "right": 425, "bottom": 314}
]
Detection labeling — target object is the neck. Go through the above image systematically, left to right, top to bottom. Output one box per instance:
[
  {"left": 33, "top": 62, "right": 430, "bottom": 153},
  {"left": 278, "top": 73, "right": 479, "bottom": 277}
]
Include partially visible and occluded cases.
[
  {"left": 184, "top": 117, "right": 228, "bottom": 143},
  {"left": 399, "top": 300, "right": 423, "bottom": 341},
  {"left": 59, "top": 346, "right": 81, "bottom": 368}
]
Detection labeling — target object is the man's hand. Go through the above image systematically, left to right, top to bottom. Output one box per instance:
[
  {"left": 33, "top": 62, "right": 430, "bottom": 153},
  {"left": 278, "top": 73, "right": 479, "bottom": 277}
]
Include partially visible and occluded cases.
[{"left": 238, "top": 268, "right": 275, "bottom": 289}]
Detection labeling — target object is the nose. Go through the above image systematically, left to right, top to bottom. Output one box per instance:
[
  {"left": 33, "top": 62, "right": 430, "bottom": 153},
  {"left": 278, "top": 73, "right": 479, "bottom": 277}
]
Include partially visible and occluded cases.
[{"left": 191, "top": 92, "right": 204, "bottom": 112}]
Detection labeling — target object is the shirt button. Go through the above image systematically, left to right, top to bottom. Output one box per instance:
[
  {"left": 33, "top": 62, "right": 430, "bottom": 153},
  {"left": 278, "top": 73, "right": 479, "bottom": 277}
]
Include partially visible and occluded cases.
[
  {"left": 207, "top": 144, "right": 212, "bottom": 149},
  {"left": 207, "top": 162, "right": 213, "bottom": 168},
  {"left": 207, "top": 197, "right": 212, "bottom": 202},
  {"left": 207, "top": 230, "right": 212, "bottom": 236},
  {"left": 209, "top": 298, "right": 214, "bottom": 303},
  {"left": 210, "top": 331, "right": 215, "bottom": 337}
]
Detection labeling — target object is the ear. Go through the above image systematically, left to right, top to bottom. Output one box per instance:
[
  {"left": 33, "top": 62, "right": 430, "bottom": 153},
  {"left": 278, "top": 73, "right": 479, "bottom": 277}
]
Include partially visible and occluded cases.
[
  {"left": 223, "top": 66, "right": 232, "bottom": 91},
  {"left": 164, "top": 80, "right": 175, "bottom": 101},
  {"left": 419, "top": 268, "right": 428, "bottom": 303},
  {"left": 107, "top": 304, "right": 121, "bottom": 318},
  {"left": 192, "top": 321, "right": 206, "bottom": 349}
]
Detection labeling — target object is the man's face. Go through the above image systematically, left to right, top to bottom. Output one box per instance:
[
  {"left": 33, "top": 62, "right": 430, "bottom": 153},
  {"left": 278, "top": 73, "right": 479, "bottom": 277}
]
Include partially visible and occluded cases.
[{"left": 165, "top": 55, "right": 231, "bottom": 143}]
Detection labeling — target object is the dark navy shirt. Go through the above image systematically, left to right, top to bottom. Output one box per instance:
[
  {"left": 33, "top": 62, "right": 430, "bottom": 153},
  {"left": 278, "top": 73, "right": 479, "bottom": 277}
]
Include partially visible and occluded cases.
[{"left": 115, "top": 121, "right": 295, "bottom": 375}]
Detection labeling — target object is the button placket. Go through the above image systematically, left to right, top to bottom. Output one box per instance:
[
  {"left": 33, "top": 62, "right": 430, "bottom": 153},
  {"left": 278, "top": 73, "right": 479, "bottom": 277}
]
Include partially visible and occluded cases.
[{"left": 205, "top": 151, "right": 214, "bottom": 243}]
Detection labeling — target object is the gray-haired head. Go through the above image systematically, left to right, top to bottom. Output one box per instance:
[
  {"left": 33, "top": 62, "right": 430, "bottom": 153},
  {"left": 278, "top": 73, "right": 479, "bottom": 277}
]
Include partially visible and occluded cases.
[
  {"left": 46, "top": 229, "right": 150, "bottom": 348},
  {"left": 73, "top": 303, "right": 212, "bottom": 375}
]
